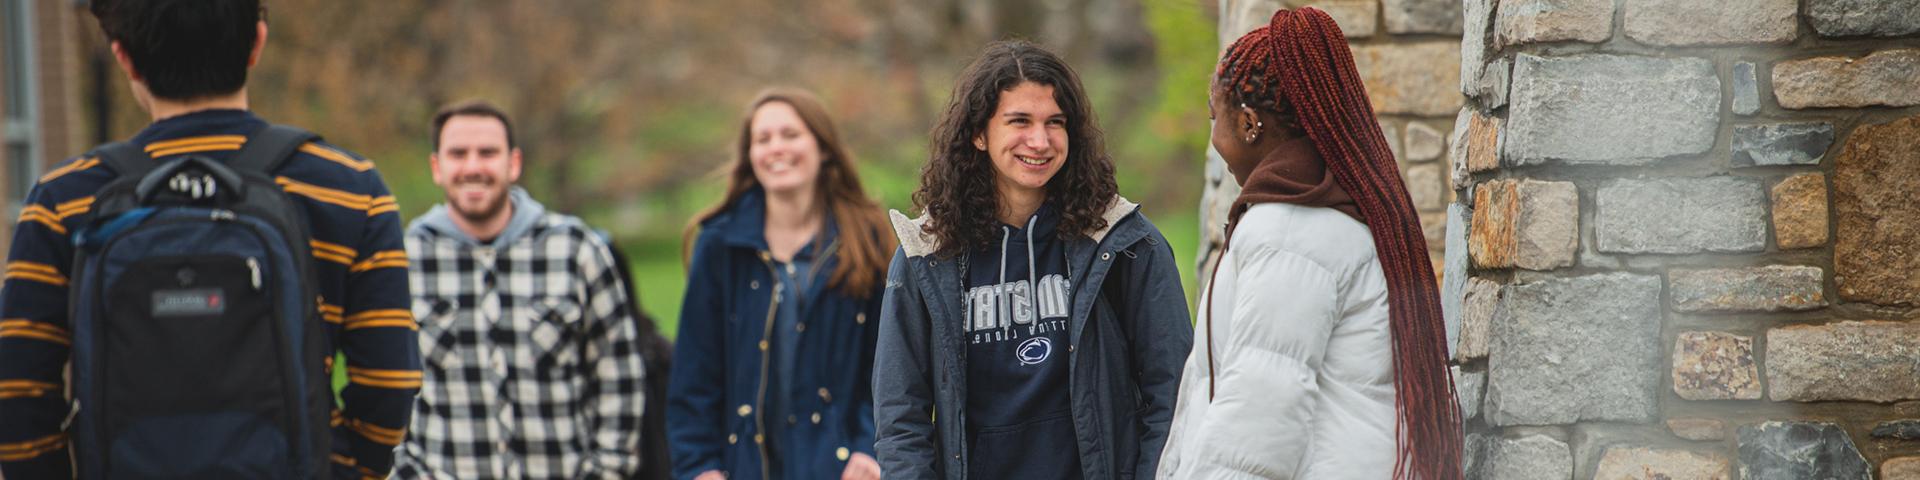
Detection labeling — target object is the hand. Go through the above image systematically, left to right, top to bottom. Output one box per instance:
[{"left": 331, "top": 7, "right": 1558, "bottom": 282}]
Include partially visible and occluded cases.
[
  {"left": 841, "top": 452, "right": 881, "bottom": 480},
  {"left": 694, "top": 470, "right": 727, "bottom": 480}
]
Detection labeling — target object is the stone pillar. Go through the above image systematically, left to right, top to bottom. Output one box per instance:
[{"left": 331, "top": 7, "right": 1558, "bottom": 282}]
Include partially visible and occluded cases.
[
  {"left": 1201, "top": 0, "right": 1463, "bottom": 290},
  {"left": 1445, "top": 0, "right": 1920, "bottom": 477}
]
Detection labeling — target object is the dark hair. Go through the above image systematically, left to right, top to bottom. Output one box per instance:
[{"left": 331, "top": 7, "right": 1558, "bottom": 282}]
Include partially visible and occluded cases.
[
  {"left": 90, "top": 0, "right": 261, "bottom": 100},
  {"left": 1220, "top": 8, "right": 1462, "bottom": 479},
  {"left": 915, "top": 40, "right": 1117, "bottom": 257},
  {"left": 684, "top": 87, "right": 896, "bottom": 298},
  {"left": 432, "top": 100, "right": 516, "bottom": 150}
]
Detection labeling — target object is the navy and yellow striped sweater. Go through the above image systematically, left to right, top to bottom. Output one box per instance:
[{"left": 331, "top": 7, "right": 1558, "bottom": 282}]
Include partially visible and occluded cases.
[{"left": 0, "top": 109, "right": 420, "bottom": 479}]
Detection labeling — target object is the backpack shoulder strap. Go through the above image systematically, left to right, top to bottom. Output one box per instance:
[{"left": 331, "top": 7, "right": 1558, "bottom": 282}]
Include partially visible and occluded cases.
[
  {"left": 231, "top": 124, "right": 320, "bottom": 175},
  {"left": 93, "top": 141, "right": 152, "bottom": 180}
]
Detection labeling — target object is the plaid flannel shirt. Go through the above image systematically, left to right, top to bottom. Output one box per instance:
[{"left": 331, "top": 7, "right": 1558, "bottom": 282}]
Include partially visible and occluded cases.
[{"left": 395, "top": 208, "right": 645, "bottom": 479}]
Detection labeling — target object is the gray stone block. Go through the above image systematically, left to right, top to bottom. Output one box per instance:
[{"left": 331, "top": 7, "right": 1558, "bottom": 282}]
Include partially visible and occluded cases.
[
  {"left": 1383, "top": 0, "right": 1464, "bottom": 34},
  {"left": 1623, "top": 0, "right": 1797, "bottom": 45},
  {"left": 1807, "top": 0, "right": 1920, "bottom": 37},
  {"left": 1506, "top": 54, "right": 1719, "bottom": 166},
  {"left": 1733, "top": 62, "right": 1760, "bottom": 116},
  {"left": 1449, "top": 108, "right": 1473, "bottom": 190},
  {"left": 1406, "top": 121, "right": 1446, "bottom": 162},
  {"left": 1732, "top": 123, "right": 1835, "bottom": 167},
  {"left": 1595, "top": 178, "right": 1767, "bottom": 254},
  {"left": 1441, "top": 203, "right": 1473, "bottom": 356},
  {"left": 1670, "top": 266, "right": 1826, "bottom": 313},
  {"left": 1487, "top": 273, "right": 1662, "bottom": 426},
  {"left": 1456, "top": 277, "right": 1499, "bottom": 362},
  {"left": 1767, "top": 321, "right": 1920, "bottom": 402},
  {"left": 1454, "top": 366, "right": 1486, "bottom": 421},
  {"left": 1872, "top": 420, "right": 1920, "bottom": 440},
  {"left": 1737, "top": 422, "right": 1871, "bottom": 480},
  {"left": 1477, "top": 434, "right": 1572, "bottom": 480}
]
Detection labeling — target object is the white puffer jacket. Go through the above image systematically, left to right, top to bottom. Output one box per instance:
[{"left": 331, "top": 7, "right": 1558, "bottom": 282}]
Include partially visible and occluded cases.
[{"left": 1157, "top": 202, "right": 1396, "bottom": 479}]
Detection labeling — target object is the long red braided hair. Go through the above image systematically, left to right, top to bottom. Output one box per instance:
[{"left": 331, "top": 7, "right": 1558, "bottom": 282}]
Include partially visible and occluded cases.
[{"left": 1218, "top": 8, "right": 1463, "bottom": 479}]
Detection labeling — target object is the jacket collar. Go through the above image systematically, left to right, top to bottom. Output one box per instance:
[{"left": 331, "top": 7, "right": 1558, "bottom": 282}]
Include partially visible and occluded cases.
[
  {"left": 705, "top": 187, "right": 840, "bottom": 252},
  {"left": 889, "top": 195, "right": 1141, "bottom": 259}
]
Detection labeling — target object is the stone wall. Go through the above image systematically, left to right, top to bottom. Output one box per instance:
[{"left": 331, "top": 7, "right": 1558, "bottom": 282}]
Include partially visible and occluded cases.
[
  {"left": 1201, "top": 0, "right": 1464, "bottom": 284},
  {"left": 1206, "top": 0, "right": 1920, "bottom": 477},
  {"left": 1445, "top": 0, "right": 1920, "bottom": 477}
]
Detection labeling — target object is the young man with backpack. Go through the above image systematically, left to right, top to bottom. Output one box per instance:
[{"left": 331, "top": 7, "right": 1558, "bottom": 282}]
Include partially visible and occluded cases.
[
  {"left": 0, "top": 1, "right": 420, "bottom": 478},
  {"left": 393, "top": 101, "right": 646, "bottom": 479}
]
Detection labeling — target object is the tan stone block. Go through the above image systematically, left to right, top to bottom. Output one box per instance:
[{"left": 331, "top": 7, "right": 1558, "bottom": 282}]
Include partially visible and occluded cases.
[
  {"left": 1495, "top": 0, "right": 1614, "bottom": 47},
  {"left": 1353, "top": 42, "right": 1464, "bottom": 116},
  {"left": 1774, "top": 50, "right": 1920, "bottom": 109},
  {"left": 1467, "top": 112, "right": 1501, "bottom": 173},
  {"left": 1834, "top": 115, "right": 1920, "bottom": 305},
  {"left": 1407, "top": 163, "right": 1446, "bottom": 211},
  {"left": 1771, "top": 173, "right": 1829, "bottom": 249},
  {"left": 1470, "top": 180, "right": 1518, "bottom": 269},
  {"left": 1672, "top": 332, "right": 1760, "bottom": 400},
  {"left": 1666, "top": 418, "right": 1725, "bottom": 441},
  {"left": 1594, "top": 447, "right": 1731, "bottom": 480},
  {"left": 1886, "top": 457, "right": 1920, "bottom": 480}
]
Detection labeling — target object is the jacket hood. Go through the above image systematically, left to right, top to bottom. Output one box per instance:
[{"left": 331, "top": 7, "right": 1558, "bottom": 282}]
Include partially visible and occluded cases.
[
  {"left": 408, "top": 186, "right": 547, "bottom": 247},
  {"left": 888, "top": 195, "right": 1140, "bottom": 258}
]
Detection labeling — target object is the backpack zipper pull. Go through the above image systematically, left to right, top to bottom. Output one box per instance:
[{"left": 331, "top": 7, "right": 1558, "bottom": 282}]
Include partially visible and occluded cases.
[{"left": 246, "top": 257, "right": 262, "bottom": 290}]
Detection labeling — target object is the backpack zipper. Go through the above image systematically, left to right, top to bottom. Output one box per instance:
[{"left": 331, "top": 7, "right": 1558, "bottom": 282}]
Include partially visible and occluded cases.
[{"left": 247, "top": 257, "right": 263, "bottom": 291}]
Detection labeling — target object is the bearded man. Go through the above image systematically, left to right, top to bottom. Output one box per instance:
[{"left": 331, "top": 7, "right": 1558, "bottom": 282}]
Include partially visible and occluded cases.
[{"left": 395, "top": 100, "right": 647, "bottom": 479}]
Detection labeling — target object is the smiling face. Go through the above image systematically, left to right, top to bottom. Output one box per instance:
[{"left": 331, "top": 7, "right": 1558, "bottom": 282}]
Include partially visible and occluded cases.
[
  {"left": 974, "top": 81, "right": 1069, "bottom": 205},
  {"left": 747, "top": 100, "right": 824, "bottom": 197},
  {"left": 431, "top": 114, "right": 521, "bottom": 224}
]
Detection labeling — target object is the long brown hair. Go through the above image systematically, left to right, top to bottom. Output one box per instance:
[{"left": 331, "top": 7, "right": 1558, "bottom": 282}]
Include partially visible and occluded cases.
[
  {"left": 1218, "top": 8, "right": 1463, "bottom": 479},
  {"left": 915, "top": 40, "right": 1118, "bottom": 257},
  {"left": 684, "top": 87, "right": 895, "bottom": 298}
]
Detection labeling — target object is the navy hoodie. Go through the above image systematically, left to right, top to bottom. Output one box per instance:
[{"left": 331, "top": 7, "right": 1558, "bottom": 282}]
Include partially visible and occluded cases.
[{"left": 962, "top": 203, "right": 1081, "bottom": 479}]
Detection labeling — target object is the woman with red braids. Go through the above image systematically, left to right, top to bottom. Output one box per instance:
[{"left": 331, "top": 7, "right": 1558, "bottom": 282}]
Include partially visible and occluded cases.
[{"left": 1157, "top": 7, "right": 1463, "bottom": 479}]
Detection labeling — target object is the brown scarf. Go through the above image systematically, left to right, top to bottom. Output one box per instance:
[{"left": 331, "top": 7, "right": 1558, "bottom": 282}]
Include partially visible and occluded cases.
[{"left": 1228, "top": 134, "right": 1359, "bottom": 231}]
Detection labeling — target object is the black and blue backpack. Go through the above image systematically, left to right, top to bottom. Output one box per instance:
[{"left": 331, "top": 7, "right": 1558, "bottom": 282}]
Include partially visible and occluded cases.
[{"left": 67, "top": 125, "right": 333, "bottom": 479}]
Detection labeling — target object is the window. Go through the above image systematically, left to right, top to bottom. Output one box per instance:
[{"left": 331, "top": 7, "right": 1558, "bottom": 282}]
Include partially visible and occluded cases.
[{"left": 4, "top": 0, "right": 41, "bottom": 205}]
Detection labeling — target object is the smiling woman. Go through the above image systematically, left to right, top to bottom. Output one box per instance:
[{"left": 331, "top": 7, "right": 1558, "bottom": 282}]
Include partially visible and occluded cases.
[{"left": 669, "top": 87, "right": 894, "bottom": 480}]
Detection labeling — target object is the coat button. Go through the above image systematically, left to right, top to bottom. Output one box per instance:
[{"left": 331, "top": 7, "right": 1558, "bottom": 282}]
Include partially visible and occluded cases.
[
  {"left": 1100, "top": 252, "right": 1112, "bottom": 261},
  {"left": 750, "top": 280, "right": 760, "bottom": 290},
  {"left": 856, "top": 313, "right": 866, "bottom": 325},
  {"left": 795, "top": 323, "right": 806, "bottom": 333},
  {"left": 759, "top": 340, "right": 770, "bottom": 351},
  {"left": 818, "top": 388, "right": 832, "bottom": 403},
  {"left": 738, "top": 404, "right": 752, "bottom": 417},
  {"left": 811, "top": 413, "right": 822, "bottom": 424},
  {"left": 787, "top": 415, "right": 797, "bottom": 424},
  {"left": 729, "top": 434, "right": 738, "bottom": 444},
  {"left": 754, "top": 434, "right": 765, "bottom": 444},
  {"left": 836, "top": 447, "right": 850, "bottom": 461}
]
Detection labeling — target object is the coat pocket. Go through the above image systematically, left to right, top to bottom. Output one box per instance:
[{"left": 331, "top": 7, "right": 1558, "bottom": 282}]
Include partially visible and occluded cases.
[
  {"left": 525, "top": 296, "right": 584, "bottom": 379},
  {"left": 412, "top": 298, "right": 460, "bottom": 370}
]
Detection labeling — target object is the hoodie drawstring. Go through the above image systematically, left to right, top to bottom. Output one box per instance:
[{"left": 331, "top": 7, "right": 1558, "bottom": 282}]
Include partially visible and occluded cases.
[{"left": 999, "top": 226, "right": 1012, "bottom": 330}]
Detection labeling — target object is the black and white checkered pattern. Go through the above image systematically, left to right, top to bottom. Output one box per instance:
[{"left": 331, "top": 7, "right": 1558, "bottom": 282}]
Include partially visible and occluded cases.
[{"left": 394, "top": 212, "right": 645, "bottom": 479}]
